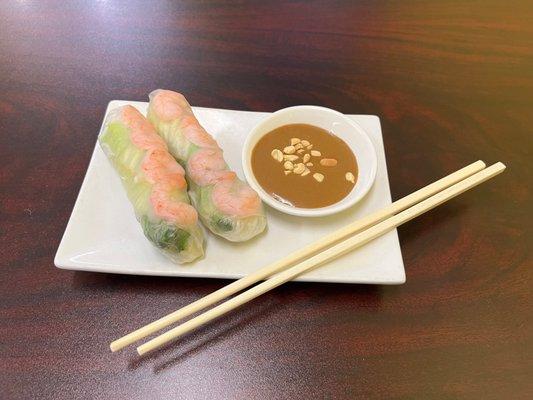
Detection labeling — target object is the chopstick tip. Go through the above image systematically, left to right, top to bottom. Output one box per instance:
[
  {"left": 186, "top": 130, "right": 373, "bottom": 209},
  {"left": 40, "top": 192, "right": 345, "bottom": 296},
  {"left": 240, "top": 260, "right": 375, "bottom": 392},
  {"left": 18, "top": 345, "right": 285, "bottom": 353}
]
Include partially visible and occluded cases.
[{"left": 488, "top": 161, "right": 506, "bottom": 173}]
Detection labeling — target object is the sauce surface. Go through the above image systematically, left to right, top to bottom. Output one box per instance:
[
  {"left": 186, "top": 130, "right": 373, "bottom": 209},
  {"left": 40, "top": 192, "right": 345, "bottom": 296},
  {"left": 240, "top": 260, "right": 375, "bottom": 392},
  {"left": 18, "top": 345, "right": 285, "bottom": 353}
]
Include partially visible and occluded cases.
[{"left": 251, "top": 124, "right": 358, "bottom": 208}]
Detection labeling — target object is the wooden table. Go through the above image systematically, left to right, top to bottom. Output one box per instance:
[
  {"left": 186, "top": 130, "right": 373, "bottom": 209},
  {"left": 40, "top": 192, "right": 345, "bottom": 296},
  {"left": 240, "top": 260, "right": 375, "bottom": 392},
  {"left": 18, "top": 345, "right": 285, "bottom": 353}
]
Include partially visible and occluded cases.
[{"left": 1, "top": 1, "right": 531, "bottom": 399}]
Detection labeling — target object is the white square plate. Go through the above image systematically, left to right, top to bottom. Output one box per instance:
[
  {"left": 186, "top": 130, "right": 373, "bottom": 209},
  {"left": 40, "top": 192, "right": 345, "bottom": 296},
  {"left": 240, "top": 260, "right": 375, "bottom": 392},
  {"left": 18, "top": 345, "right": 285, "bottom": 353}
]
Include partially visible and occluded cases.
[{"left": 55, "top": 101, "right": 405, "bottom": 284}]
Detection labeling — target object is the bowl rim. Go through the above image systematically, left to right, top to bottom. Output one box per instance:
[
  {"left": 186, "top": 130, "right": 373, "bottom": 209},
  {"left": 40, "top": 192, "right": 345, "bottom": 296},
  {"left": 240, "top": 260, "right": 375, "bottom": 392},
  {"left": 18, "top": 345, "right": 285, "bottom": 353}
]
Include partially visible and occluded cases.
[{"left": 242, "top": 105, "right": 377, "bottom": 217}]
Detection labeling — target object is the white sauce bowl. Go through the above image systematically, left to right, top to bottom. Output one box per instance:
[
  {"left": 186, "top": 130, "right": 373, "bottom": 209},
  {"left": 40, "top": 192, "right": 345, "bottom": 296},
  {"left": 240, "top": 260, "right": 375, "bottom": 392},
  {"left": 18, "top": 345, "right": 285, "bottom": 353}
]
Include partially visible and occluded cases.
[{"left": 242, "top": 106, "right": 377, "bottom": 217}]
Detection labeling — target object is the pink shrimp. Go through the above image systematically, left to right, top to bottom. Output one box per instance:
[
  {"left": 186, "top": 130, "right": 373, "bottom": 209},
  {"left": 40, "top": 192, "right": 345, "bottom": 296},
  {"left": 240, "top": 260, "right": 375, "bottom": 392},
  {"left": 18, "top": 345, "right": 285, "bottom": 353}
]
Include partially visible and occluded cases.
[
  {"left": 150, "top": 90, "right": 191, "bottom": 122},
  {"left": 121, "top": 106, "right": 167, "bottom": 151},
  {"left": 181, "top": 115, "right": 219, "bottom": 149},
  {"left": 141, "top": 148, "right": 186, "bottom": 189},
  {"left": 142, "top": 148, "right": 196, "bottom": 224},
  {"left": 187, "top": 148, "right": 235, "bottom": 186},
  {"left": 211, "top": 175, "right": 262, "bottom": 217},
  {"left": 150, "top": 187, "right": 198, "bottom": 226}
]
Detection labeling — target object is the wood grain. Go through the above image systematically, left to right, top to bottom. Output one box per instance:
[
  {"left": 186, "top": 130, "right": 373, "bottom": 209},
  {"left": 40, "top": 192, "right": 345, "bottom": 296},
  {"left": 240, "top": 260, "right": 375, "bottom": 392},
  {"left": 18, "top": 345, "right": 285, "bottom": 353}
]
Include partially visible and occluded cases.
[{"left": 0, "top": 1, "right": 531, "bottom": 399}]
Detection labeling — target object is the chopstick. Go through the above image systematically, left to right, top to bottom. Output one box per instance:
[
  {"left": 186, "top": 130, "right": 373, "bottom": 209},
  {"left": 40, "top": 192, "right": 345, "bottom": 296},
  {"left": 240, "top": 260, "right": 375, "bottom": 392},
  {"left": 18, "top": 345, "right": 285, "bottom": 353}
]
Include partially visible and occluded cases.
[
  {"left": 110, "top": 160, "right": 486, "bottom": 352},
  {"left": 136, "top": 162, "right": 505, "bottom": 355}
]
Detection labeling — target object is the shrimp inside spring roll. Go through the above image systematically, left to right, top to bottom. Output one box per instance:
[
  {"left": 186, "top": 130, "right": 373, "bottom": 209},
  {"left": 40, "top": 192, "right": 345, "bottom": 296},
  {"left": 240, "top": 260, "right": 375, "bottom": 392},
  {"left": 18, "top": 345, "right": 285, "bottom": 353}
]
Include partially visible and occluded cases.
[
  {"left": 147, "top": 90, "right": 267, "bottom": 242},
  {"left": 99, "top": 105, "right": 204, "bottom": 263}
]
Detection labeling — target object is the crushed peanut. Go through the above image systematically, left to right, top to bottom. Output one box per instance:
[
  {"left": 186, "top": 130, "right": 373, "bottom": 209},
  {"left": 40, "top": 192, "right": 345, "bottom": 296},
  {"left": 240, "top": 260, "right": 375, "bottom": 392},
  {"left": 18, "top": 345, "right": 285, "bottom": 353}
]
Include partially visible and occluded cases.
[
  {"left": 290, "top": 138, "right": 301, "bottom": 145},
  {"left": 301, "top": 140, "right": 310, "bottom": 147},
  {"left": 283, "top": 145, "right": 296, "bottom": 154},
  {"left": 271, "top": 149, "right": 283, "bottom": 162},
  {"left": 310, "top": 150, "right": 321, "bottom": 157},
  {"left": 303, "top": 153, "right": 311, "bottom": 163},
  {"left": 284, "top": 154, "right": 299, "bottom": 161},
  {"left": 320, "top": 158, "right": 337, "bottom": 167},
  {"left": 284, "top": 161, "right": 294, "bottom": 170},
  {"left": 306, "top": 162, "right": 313, "bottom": 167},
  {"left": 293, "top": 163, "right": 306, "bottom": 174},
  {"left": 301, "top": 168, "right": 311, "bottom": 176},
  {"left": 345, "top": 172, "right": 355, "bottom": 184},
  {"left": 313, "top": 173, "right": 324, "bottom": 182}
]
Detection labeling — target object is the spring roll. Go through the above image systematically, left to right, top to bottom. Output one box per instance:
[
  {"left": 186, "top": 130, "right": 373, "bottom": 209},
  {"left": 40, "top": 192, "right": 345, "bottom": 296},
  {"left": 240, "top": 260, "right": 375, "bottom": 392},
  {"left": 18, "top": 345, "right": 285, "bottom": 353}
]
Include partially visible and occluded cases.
[
  {"left": 147, "top": 90, "right": 267, "bottom": 242},
  {"left": 99, "top": 105, "right": 204, "bottom": 263}
]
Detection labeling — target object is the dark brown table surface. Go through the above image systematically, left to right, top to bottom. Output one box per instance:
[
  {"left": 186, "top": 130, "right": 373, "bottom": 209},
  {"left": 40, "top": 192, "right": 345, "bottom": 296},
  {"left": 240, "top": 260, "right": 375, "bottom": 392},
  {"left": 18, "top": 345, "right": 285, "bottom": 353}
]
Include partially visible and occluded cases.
[{"left": 1, "top": 1, "right": 531, "bottom": 399}]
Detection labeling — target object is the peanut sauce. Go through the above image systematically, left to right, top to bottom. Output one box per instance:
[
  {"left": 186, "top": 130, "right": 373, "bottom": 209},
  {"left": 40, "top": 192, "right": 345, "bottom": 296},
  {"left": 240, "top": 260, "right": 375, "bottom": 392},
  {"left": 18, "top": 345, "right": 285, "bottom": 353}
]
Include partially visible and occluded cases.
[{"left": 251, "top": 124, "right": 358, "bottom": 208}]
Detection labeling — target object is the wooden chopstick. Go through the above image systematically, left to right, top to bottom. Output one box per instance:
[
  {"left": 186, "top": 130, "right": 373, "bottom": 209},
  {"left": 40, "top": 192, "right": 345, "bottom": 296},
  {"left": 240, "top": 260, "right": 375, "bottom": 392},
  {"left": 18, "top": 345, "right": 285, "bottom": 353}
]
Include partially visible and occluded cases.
[
  {"left": 110, "top": 160, "right": 486, "bottom": 352},
  {"left": 136, "top": 162, "right": 505, "bottom": 355}
]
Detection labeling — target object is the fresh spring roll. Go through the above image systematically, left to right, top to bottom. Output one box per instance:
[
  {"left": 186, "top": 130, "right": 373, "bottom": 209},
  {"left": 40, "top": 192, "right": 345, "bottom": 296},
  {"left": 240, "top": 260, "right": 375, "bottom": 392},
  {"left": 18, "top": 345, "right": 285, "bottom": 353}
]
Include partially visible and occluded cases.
[
  {"left": 147, "top": 90, "right": 267, "bottom": 242},
  {"left": 99, "top": 105, "right": 204, "bottom": 263}
]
